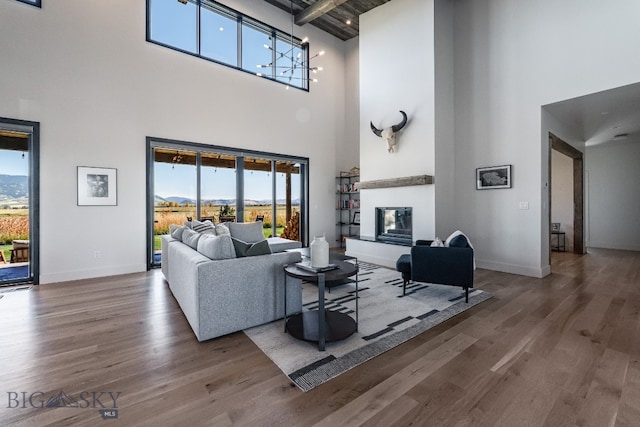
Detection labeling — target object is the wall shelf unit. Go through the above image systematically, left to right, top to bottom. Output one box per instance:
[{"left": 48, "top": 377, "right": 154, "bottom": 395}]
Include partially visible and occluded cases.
[{"left": 336, "top": 172, "right": 360, "bottom": 248}]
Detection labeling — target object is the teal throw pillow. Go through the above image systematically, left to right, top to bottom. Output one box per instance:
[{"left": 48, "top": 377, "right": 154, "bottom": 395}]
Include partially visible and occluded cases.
[{"left": 232, "top": 237, "right": 272, "bottom": 257}]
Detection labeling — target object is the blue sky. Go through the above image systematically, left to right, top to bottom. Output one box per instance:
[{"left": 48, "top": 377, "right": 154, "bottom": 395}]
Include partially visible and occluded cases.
[{"left": 0, "top": 150, "right": 29, "bottom": 176}]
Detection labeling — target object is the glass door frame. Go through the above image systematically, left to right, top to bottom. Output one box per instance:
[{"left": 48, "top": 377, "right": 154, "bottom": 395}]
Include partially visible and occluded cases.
[
  {"left": 0, "top": 117, "right": 40, "bottom": 286},
  {"left": 146, "top": 137, "right": 309, "bottom": 269}
]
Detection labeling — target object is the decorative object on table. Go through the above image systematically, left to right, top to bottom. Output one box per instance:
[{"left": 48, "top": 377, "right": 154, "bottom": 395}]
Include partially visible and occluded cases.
[
  {"left": 370, "top": 110, "right": 408, "bottom": 153},
  {"left": 476, "top": 164, "right": 512, "bottom": 190},
  {"left": 77, "top": 166, "right": 117, "bottom": 206},
  {"left": 349, "top": 166, "right": 360, "bottom": 176},
  {"left": 352, "top": 211, "right": 360, "bottom": 225},
  {"left": 551, "top": 222, "right": 560, "bottom": 232},
  {"left": 310, "top": 235, "right": 329, "bottom": 268},
  {"left": 244, "top": 261, "right": 492, "bottom": 392}
]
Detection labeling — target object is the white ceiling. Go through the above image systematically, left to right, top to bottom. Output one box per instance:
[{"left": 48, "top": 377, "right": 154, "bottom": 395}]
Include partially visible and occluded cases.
[{"left": 543, "top": 81, "right": 640, "bottom": 147}]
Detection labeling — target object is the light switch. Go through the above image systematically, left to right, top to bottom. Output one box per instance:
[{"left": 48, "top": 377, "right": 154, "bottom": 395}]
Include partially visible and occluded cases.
[{"left": 519, "top": 202, "right": 529, "bottom": 210}]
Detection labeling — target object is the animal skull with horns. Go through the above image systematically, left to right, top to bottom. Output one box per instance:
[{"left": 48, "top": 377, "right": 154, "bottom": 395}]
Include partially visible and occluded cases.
[{"left": 370, "top": 110, "right": 408, "bottom": 153}]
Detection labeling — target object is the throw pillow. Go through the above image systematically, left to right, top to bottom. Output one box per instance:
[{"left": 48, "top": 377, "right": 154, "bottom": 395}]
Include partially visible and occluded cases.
[
  {"left": 192, "top": 220, "right": 215, "bottom": 234},
  {"left": 228, "top": 221, "right": 264, "bottom": 243},
  {"left": 215, "top": 223, "right": 231, "bottom": 236},
  {"left": 170, "top": 225, "right": 185, "bottom": 241},
  {"left": 182, "top": 228, "right": 201, "bottom": 250},
  {"left": 197, "top": 234, "right": 236, "bottom": 260},
  {"left": 448, "top": 234, "right": 469, "bottom": 248},
  {"left": 231, "top": 237, "right": 272, "bottom": 257},
  {"left": 430, "top": 237, "right": 444, "bottom": 247}
]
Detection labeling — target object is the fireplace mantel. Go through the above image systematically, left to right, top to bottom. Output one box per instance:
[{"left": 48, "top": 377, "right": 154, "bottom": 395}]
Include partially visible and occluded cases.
[{"left": 355, "top": 175, "right": 434, "bottom": 190}]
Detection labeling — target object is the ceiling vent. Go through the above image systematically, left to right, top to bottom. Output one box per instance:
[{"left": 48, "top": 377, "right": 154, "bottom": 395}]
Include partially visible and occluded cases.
[{"left": 613, "top": 133, "right": 628, "bottom": 140}]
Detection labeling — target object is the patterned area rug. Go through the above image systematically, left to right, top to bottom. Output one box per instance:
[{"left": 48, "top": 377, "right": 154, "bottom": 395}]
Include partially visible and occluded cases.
[{"left": 244, "top": 262, "right": 491, "bottom": 392}]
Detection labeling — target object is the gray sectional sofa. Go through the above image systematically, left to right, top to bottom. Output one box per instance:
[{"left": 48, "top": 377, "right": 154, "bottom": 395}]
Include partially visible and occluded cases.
[{"left": 161, "top": 221, "right": 302, "bottom": 341}]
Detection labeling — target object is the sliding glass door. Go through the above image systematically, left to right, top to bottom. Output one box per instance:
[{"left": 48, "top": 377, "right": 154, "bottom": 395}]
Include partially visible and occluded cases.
[
  {"left": 0, "top": 118, "right": 39, "bottom": 285},
  {"left": 147, "top": 138, "right": 308, "bottom": 268}
]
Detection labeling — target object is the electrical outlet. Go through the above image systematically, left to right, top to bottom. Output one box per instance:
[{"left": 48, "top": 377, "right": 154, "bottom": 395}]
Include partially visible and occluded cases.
[
  {"left": 519, "top": 202, "right": 529, "bottom": 210},
  {"left": 94, "top": 251, "right": 101, "bottom": 259}
]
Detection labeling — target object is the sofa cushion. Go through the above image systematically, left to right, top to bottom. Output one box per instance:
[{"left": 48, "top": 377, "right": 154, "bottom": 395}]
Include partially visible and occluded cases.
[
  {"left": 193, "top": 220, "right": 215, "bottom": 234},
  {"left": 228, "top": 221, "right": 264, "bottom": 243},
  {"left": 170, "top": 225, "right": 186, "bottom": 241},
  {"left": 182, "top": 228, "right": 201, "bottom": 250},
  {"left": 197, "top": 234, "right": 236, "bottom": 260},
  {"left": 232, "top": 237, "right": 272, "bottom": 257},
  {"left": 266, "top": 237, "right": 302, "bottom": 253}
]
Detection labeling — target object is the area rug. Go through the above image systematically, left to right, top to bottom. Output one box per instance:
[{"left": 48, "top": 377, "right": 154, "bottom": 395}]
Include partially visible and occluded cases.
[{"left": 244, "top": 262, "right": 491, "bottom": 392}]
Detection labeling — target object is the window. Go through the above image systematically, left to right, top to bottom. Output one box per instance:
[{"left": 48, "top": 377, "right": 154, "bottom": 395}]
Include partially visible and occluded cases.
[
  {"left": 147, "top": 0, "right": 309, "bottom": 90},
  {"left": 147, "top": 138, "right": 309, "bottom": 268}
]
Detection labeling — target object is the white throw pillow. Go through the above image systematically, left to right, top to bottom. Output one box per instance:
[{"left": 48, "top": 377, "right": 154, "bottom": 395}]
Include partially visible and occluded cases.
[
  {"left": 215, "top": 223, "right": 231, "bottom": 236},
  {"left": 430, "top": 237, "right": 444, "bottom": 247}
]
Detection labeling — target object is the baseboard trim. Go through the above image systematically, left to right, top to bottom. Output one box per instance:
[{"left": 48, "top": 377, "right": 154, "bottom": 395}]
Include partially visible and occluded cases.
[
  {"left": 476, "top": 259, "right": 549, "bottom": 278},
  {"left": 39, "top": 263, "right": 146, "bottom": 284}
]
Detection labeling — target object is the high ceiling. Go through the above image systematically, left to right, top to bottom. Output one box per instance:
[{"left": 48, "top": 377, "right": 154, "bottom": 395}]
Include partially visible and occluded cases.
[
  {"left": 263, "top": 0, "right": 391, "bottom": 41},
  {"left": 544, "top": 82, "right": 640, "bottom": 148}
]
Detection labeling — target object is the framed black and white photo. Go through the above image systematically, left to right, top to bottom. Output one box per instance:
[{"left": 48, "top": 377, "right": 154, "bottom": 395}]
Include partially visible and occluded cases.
[
  {"left": 476, "top": 165, "right": 512, "bottom": 190},
  {"left": 77, "top": 166, "right": 117, "bottom": 206},
  {"left": 352, "top": 211, "right": 360, "bottom": 225}
]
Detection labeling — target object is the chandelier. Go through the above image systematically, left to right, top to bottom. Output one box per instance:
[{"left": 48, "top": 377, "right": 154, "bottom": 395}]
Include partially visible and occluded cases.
[{"left": 256, "top": 1, "right": 324, "bottom": 89}]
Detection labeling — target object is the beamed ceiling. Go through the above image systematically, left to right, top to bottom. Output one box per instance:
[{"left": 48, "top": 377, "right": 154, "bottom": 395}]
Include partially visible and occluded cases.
[{"left": 263, "top": 0, "right": 392, "bottom": 41}]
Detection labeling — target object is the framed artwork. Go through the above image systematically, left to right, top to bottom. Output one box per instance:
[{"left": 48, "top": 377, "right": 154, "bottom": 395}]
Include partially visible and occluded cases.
[
  {"left": 476, "top": 165, "right": 512, "bottom": 190},
  {"left": 77, "top": 166, "right": 117, "bottom": 206},
  {"left": 352, "top": 211, "right": 360, "bottom": 225}
]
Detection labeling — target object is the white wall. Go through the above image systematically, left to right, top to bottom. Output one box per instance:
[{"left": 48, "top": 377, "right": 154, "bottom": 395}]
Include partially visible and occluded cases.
[
  {"left": 0, "top": 0, "right": 347, "bottom": 283},
  {"left": 359, "top": 0, "right": 437, "bottom": 242},
  {"left": 453, "top": 0, "right": 640, "bottom": 277},
  {"left": 339, "top": 37, "right": 360, "bottom": 174},
  {"left": 586, "top": 140, "right": 640, "bottom": 251},
  {"left": 551, "top": 150, "right": 574, "bottom": 251}
]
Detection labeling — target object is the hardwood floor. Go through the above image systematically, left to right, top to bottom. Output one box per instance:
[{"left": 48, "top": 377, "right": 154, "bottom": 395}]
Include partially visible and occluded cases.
[{"left": 0, "top": 248, "right": 638, "bottom": 426}]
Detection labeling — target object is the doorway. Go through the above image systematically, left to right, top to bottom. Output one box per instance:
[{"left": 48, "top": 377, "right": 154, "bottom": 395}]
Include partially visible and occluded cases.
[
  {"left": 0, "top": 117, "right": 39, "bottom": 285},
  {"left": 549, "top": 132, "right": 584, "bottom": 255}
]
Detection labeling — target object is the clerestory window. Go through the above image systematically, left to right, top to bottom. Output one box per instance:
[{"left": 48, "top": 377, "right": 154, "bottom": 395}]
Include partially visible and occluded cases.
[{"left": 147, "top": 0, "right": 310, "bottom": 90}]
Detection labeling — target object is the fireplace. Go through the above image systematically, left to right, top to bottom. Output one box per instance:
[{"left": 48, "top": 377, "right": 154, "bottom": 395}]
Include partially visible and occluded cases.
[{"left": 376, "top": 207, "right": 413, "bottom": 245}]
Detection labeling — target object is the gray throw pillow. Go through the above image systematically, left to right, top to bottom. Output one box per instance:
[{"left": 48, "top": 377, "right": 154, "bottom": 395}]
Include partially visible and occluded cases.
[
  {"left": 192, "top": 220, "right": 215, "bottom": 234},
  {"left": 228, "top": 221, "right": 264, "bottom": 243},
  {"left": 170, "top": 225, "right": 185, "bottom": 241},
  {"left": 182, "top": 228, "right": 201, "bottom": 250},
  {"left": 197, "top": 234, "right": 236, "bottom": 260},
  {"left": 231, "top": 237, "right": 272, "bottom": 257}
]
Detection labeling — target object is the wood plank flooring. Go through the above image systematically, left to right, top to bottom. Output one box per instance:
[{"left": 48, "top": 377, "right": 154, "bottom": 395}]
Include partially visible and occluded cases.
[{"left": 0, "top": 248, "right": 638, "bottom": 426}]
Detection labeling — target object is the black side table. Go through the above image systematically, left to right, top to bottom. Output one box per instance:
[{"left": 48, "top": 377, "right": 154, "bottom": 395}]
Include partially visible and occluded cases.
[
  {"left": 551, "top": 231, "right": 566, "bottom": 252},
  {"left": 283, "top": 260, "right": 358, "bottom": 351}
]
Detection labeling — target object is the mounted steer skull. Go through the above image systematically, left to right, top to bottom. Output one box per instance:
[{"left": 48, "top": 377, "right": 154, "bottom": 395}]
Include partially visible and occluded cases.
[{"left": 370, "top": 110, "right": 408, "bottom": 153}]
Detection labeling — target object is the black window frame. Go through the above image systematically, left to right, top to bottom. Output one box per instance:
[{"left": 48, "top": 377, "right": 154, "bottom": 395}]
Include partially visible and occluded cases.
[{"left": 146, "top": 0, "right": 310, "bottom": 91}]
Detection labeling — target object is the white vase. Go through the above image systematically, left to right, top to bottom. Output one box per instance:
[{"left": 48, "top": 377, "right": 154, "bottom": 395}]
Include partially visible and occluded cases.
[{"left": 310, "top": 235, "right": 329, "bottom": 268}]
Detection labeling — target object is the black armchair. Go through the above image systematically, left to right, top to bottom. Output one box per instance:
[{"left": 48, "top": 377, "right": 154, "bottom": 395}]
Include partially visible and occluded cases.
[{"left": 396, "top": 238, "right": 474, "bottom": 302}]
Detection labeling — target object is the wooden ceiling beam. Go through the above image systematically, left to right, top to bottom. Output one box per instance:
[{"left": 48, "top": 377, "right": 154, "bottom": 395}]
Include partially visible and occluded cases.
[{"left": 295, "top": 0, "right": 350, "bottom": 26}]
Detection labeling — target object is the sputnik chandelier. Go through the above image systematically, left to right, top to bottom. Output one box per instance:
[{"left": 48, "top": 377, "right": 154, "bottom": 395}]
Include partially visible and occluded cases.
[{"left": 256, "top": 1, "right": 324, "bottom": 89}]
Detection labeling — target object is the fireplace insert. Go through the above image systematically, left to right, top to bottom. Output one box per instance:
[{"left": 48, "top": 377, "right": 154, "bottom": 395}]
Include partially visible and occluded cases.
[{"left": 376, "top": 207, "right": 412, "bottom": 245}]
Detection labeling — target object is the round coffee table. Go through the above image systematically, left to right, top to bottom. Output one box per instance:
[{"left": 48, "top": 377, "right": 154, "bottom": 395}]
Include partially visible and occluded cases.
[{"left": 283, "top": 260, "right": 358, "bottom": 351}]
